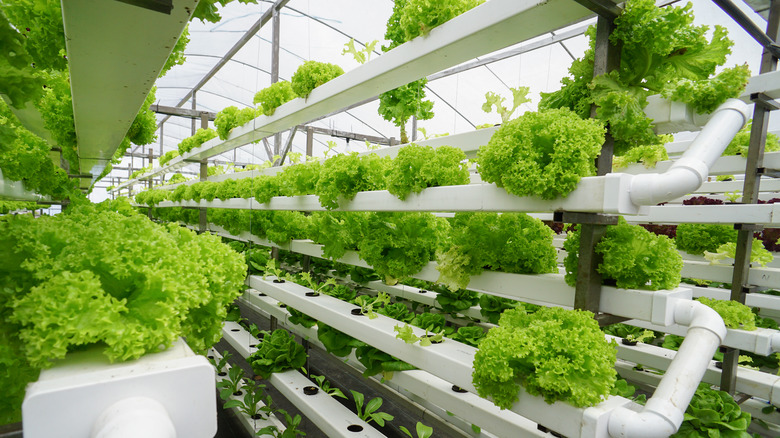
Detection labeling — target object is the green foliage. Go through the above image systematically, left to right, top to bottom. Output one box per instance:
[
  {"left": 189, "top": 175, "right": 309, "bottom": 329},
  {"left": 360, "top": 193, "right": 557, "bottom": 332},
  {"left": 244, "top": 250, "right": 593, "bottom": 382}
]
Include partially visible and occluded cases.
[
  {"left": 2, "top": 0, "right": 67, "bottom": 72},
  {"left": 191, "top": 0, "right": 259, "bottom": 23},
  {"left": 397, "top": 0, "right": 484, "bottom": 41},
  {"left": 540, "top": 0, "right": 749, "bottom": 156},
  {"left": 0, "top": 10, "right": 45, "bottom": 109},
  {"left": 160, "top": 25, "right": 189, "bottom": 77},
  {"left": 342, "top": 38, "right": 378, "bottom": 64},
  {"left": 290, "top": 60, "right": 344, "bottom": 98},
  {"left": 36, "top": 70, "right": 78, "bottom": 172},
  {"left": 377, "top": 79, "right": 433, "bottom": 144},
  {"left": 253, "top": 81, "right": 296, "bottom": 116},
  {"left": 126, "top": 86, "right": 158, "bottom": 147},
  {"left": 481, "top": 86, "right": 531, "bottom": 123},
  {"left": 0, "top": 99, "right": 78, "bottom": 199},
  {"left": 215, "top": 106, "right": 259, "bottom": 140},
  {"left": 476, "top": 108, "right": 605, "bottom": 200},
  {"left": 723, "top": 121, "right": 780, "bottom": 156},
  {"left": 178, "top": 128, "right": 217, "bottom": 155},
  {"left": 612, "top": 143, "right": 669, "bottom": 169},
  {"left": 386, "top": 144, "right": 469, "bottom": 200},
  {"left": 159, "top": 150, "right": 180, "bottom": 166},
  {"left": 315, "top": 153, "right": 389, "bottom": 209},
  {"left": 277, "top": 161, "right": 321, "bottom": 196},
  {"left": 134, "top": 188, "right": 170, "bottom": 206},
  {"left": 0, "top": 206, "right": 247, "bottom": 420},
  {"left": 308, "top": 211, "right": 368, "bottom": 260},
  {"left": 357, "top": 212, "right": 449, "bottom": 284},
  {"left": 437, "top": 212, "right": 557, "bottom": 291},
  {"left": 564, "top": 219, "right": 682, "bottom": 290},
  {"left": 676, "top": 223, "right": 737, "bottom": 255},
  {"left": 704, "top": 238, "right": 773, "bottom": 268},
  {"left": 434, "top": 287, "right": 479, "bottom": 314},
  {"left": 478, "top": 294, "right": 519, "bottom": 324},
  {"left": 695, "top": 297, "right": 756, "bottom": 331},
  {"left": 377, "top": 302, "right": 414, "bottom": 323},
  {"left": 472, "top": 307, "right": 617, "bottom": 409},
  {"left": 317, "top": 323, "right": 365, "bottom": 357},
  {"left": 603, "top": 323, "right": 660, "bottom": 343},
  {"left": 450, "top": 326, "right": 486, "bottom": 347},
  {"left": 248, "top": 329, "right": 307, "bottom": 379},
  {"left": 355, "top": 345, "right": 416, "bottom": 378},
  {"left": 216, "top": 365, "right": 245, "bottom": 400},
  {"left": 222, "top": 380, "right": 268, "bottom": 419},
  {"left": 671, "top": 384, "right": 753, "bottom": 437},
  {"left": 350, "top": 390, "right": 394, "bottom": 426},
  {"left": 400, "top": 422, "right": 434, "bottom": 438}
]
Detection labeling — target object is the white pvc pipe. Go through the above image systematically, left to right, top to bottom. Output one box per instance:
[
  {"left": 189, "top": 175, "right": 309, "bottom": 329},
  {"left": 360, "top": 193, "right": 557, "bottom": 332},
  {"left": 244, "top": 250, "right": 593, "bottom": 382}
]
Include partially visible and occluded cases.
[
  {"left": 629, "top": 98, "right": 749, "bottom": 206},
  {"left": 608, "top": 300, "right": 727, "bottom": 438},
  {"left": 91, "top": 397, "right": 176, "bottom": 438}
]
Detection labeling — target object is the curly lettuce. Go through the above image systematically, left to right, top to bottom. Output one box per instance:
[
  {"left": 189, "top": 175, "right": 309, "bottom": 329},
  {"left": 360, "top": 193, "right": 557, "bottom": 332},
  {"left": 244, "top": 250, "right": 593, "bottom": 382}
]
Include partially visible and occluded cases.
[
  {"left": 477, "top": 108, "right": 605, "bottom": 200},
  {"left": 386, "top": 144, "right": 469, "bottom": 200}
]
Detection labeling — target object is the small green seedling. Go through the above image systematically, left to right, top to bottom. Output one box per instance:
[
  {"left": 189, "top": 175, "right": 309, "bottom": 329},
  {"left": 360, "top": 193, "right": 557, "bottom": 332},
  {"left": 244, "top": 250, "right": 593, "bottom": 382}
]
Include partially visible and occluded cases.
[
  {"left": 342, "top": 38, "right": 378, "bottom": 64},
  {"left": 217, "top": 366, "right": 246, "bottom": 400},
  {"left": 310, "top": 374, "right": 347, "bottom": 399},
  {"left": 224, "top": 381, "right": 268, "bottom": 419},
  {"left": 350, "top": 390, "right": 394, "bottom": 427},
  {"left": 400, "top": 422, "right": 434, "bottom": 438}
]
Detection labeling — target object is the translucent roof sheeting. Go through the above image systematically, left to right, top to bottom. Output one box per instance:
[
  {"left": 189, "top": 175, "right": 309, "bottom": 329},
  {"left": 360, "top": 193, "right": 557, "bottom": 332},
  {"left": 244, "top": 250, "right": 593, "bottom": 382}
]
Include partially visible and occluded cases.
[{"left": 97, "top": 0, "right": 779, "bottom": 198}]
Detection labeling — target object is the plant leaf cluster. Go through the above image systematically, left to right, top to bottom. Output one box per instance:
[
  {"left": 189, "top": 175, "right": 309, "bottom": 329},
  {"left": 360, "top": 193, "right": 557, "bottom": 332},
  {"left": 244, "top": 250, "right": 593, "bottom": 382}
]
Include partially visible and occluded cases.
[
  {"left": 290, "top": 60, "right": 344, "bottom": 99},
  {"left": 254, "top": 80, "right": 297, "bottom": 116},
  {"left": 215, "top": 106, "right": 261, "bottom": 140},
  {"left": 248, "top": 329, "right": 307, "bottom": 379}
]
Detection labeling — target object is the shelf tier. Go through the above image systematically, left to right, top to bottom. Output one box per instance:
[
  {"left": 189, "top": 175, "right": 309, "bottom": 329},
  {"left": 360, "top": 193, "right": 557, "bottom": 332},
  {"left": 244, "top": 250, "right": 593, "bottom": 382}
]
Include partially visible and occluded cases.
[
  {"left": 62, "top": 0, "right": 196, "bottom": 178},
  {"left": 135, "top": 0, "right": 597, "bottom": 180},
  {"left": 114, "top": 63, "right": 780, "bottom": 192},
  {"left": 0, "top": 171, "right": 50, "bottom": 202},
  {"left": 150, "top": 174, "right": 638, "bottom": 214},
  {"left": 199, "top": 223, "right": 689, "bottom": 326},
  {"left": 247, "top": 275, "right": 634, "bottom": 438},
  {"left": 240, "top": 290, "right": 548, "bottom": 438},
  {"left": 221, "top": 321, "right": 385, "bottom": 438}
]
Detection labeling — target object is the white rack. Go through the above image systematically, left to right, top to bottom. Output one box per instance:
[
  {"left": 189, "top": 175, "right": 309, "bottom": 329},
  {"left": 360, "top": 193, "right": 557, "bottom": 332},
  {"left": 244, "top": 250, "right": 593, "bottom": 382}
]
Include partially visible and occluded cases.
[
  {"left": 246, "top": 276, "right": 636, "bottom": 438},
  {"left": 221, "top": 321, "right": 386, "bottom": 438}
]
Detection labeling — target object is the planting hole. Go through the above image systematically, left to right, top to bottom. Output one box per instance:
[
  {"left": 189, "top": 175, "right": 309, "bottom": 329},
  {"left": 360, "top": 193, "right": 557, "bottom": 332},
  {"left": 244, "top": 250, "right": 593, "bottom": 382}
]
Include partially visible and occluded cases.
[
  {"left": 273, "top": 279, "right": 285, "bottom": 284},
  {"left": 418, "top": 290, "right": 428, "bottom": 294},
  {"left": 257, "top": 292, "right": 267, "bottom": 297},
  {"left": 305, "top": 292, "right": 320, "bottom": 297},
  {"left": 279, "top": 304, "right": 287, "bottom": 308},
  {"left": 350, "top": 308, "right": 363, "bottom": 316},
  {"left": 230, "top": 329, "right": 240, "bottom": 332},
  {"left": 621, "top": 339, "right": 637, "bottom": 346},
  {"left": 249, "top": 344, "right": 257, "bottom": 348},
  {"left": 207, "top": 355, "right": 214, "bottom": 359},
  {"left": 715, "top": 361, "right": 723, "bottom": 369},
  {"left": 218, "top": 372, "right": 227, "bottom": 377},
  {"left": 451, "top": 385, "right": 467, "bottom": 393},
  {"left": 303, "top": 386, "right": 319, "bottom": 395},
  {"left": 233, "top": 391, "right": 243, "bottom": 396},
  {"left": 251, "top": 414, "right": 263, "bottom": 420},
  {"left": 347, "top": 425, "right": 364, "bottom": 433}
]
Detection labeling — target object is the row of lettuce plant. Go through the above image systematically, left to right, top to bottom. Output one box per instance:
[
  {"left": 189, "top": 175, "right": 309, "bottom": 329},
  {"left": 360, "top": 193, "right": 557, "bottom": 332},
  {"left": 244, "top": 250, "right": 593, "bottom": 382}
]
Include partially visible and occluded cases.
[{"left": 0, "top": 198, "right": 247, "bottom": 425}]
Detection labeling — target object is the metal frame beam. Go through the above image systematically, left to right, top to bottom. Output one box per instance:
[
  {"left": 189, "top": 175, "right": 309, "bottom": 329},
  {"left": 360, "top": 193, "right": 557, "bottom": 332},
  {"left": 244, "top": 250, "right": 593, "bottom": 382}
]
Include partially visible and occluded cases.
[{"left": 150, "top": 104, "right": 216, "bottom": 120}]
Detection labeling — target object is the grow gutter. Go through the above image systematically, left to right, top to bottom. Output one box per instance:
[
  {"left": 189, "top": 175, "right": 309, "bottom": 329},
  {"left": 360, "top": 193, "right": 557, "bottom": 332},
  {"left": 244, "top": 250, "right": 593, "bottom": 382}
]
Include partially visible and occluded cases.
[{"left": 221, "top": 322, "right": 384, "bottom": 438}]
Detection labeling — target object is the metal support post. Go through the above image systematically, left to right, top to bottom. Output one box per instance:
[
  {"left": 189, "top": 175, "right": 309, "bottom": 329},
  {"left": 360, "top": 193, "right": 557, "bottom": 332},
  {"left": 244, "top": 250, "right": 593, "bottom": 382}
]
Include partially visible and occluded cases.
[
  {"left": 721, "top": 0, "right": 779, "bottom": 394},
  {"left": 572, "top": 14, "right": 621, "bottom": 319},
  {"left": 191, "top": 93, "right": 197, "bottom": 136},
  {"left": 306, "top": 127, "right": 314, "bottom": 157},
  {"left": 147, "top": 148, "right": 154, "bottom": 190},
  {"left": 198, "top": 160, "right": 207, "bottom": 233}
]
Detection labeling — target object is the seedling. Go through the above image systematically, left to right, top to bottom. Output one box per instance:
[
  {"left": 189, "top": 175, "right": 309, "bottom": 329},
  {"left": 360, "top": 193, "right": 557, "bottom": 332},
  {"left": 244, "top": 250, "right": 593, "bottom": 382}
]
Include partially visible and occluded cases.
[
  {"left": 342, "top": 38, "right": 378, "bottom": 64},
  {"left": 481, "top": 86, "right": 531, "bottom": 123},
  {"left": 724, "top": 190, "right": 742, "bottom": 203},
  {"left": 263, "top": 259, "right": 287, "bottom": 281},
  {"left": 352, "top": 293, "right": 391, "bottom": 319},
  {"left": 394, "top": 324, "right": 444, "bottom": 347},
  {"left": 626, "top": 329, "right": 655, "bottom": 344},
  {"left": 210, "top": 350, "right": 232, "bottom": 375},
  {"left": 217, "top": 366, "right": 246, "bottom": 400},
  {"left": 310, "top": 374, "right": 347, "bottom": 399},
  {"left": 224, "top": 381, "right": 268, "bottom": 420},
  {"left": 350, "top": 390, "right": 394, "bottom": 427},
  {"left": 257, "top": 409, "right": 306, "bottom": 438},
  {"left": 400, "top": 422, "right": 434, "bottom": 438}
]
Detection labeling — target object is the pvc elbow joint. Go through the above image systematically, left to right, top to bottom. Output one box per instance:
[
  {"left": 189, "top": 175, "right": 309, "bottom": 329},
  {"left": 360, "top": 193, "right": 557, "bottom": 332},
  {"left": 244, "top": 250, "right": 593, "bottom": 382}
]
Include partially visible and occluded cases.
[
  {"left": 628, "top": 98, "right": 749, "bottom": 207},
  {"left": 673, "top": 299, "right": 727, "bottom": 342}
]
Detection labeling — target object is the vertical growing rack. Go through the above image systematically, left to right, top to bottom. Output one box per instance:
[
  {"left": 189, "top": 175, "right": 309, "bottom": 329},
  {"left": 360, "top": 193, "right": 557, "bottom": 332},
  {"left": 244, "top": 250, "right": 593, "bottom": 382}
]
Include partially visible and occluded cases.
[{"left": 31, "top": 0, "right": 780, "bottom": 436}]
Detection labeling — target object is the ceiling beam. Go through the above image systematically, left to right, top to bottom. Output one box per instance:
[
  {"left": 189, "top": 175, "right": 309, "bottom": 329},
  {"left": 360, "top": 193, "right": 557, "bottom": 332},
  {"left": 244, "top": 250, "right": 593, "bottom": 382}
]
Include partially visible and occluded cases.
[{"left": 151, "top": 104, "right": 217, "bottom": 120}]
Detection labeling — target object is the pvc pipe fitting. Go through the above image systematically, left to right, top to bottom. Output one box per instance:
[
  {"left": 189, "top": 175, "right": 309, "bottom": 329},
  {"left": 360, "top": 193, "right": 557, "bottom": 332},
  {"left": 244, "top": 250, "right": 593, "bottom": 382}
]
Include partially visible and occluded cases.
[
  {"left": 629, "top": 98, "right": 749, "bottom": 206},
  {"left": 608, "top": 300, "right": 726, "bottom": 437},
  {"left": 91, "top": 397, "right": 176, "bottom": 438}
]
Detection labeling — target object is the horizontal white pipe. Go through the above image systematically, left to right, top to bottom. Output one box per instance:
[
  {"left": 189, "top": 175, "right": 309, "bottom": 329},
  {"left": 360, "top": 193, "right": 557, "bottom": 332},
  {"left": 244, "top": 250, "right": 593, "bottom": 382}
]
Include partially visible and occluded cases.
[
  {"left": 629, "top": 99, "right": 749, "bottom": 206},
  {"left": 608, "top": 300, "right": 726, "bottom": 438},
  {"left": 91, "top": 397, "right": 176, "bottom": 438}
]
